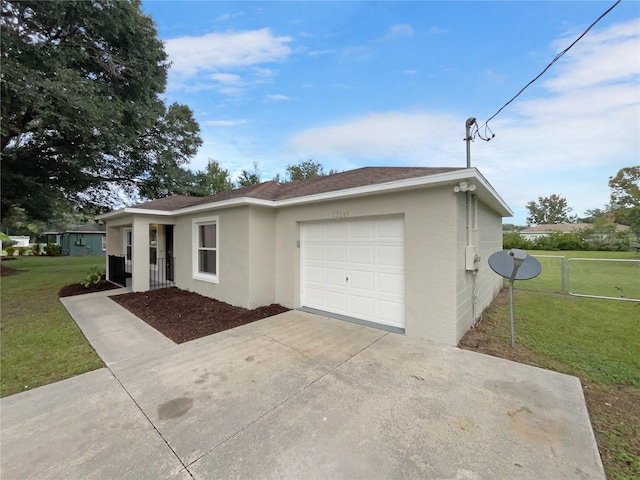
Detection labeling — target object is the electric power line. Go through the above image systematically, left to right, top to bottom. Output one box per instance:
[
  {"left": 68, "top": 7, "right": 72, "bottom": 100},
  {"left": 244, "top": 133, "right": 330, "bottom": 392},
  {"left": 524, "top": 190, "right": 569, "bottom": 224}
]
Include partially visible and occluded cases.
[{"left": 475, "top": 0, "right": 623, "bottom": 141}]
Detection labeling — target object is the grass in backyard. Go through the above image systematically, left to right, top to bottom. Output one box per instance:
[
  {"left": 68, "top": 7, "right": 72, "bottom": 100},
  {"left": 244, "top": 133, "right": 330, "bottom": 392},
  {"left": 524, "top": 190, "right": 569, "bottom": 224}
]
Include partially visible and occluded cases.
[
  {"left": 505, "top": 250, "right": 639, "bottom": 298},
  {"left": 1, "top": 256, "right": 105, "bottom": 398},
  {"left": 461, "top": 289, "right": 640, "bottom": 480}
]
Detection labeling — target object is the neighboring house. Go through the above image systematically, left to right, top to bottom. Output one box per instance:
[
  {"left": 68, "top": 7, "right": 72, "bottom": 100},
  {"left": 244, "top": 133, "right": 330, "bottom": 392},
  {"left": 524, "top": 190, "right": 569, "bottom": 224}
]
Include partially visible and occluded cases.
[
  {"left": 98, "top": 167, "right": 512, "bottom": 346},
  {"left": 43, "top": 223, "right": 107, "bottom": 256},
  {"left": 520, "top": 223, "right": 631, "bottom": 241},
  {"left": 8, "top": 236, "right": 30, "bottom": 247}
]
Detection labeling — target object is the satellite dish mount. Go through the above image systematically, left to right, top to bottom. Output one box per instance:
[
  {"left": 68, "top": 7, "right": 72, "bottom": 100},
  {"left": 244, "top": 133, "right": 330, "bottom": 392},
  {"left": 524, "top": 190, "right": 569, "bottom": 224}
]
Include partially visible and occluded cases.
[{"left": 488, "top": 249, "right": 542, "bottom": 347}]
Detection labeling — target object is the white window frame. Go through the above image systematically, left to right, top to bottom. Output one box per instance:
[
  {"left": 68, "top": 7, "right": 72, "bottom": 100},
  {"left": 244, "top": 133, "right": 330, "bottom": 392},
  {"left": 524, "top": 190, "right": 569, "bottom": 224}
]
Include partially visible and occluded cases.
[
  {"left": 192, "top": 215, "right": 219, "bottom": 283},
  {"left": 101, "top": 235, "right": 107, "bottom": 251}
]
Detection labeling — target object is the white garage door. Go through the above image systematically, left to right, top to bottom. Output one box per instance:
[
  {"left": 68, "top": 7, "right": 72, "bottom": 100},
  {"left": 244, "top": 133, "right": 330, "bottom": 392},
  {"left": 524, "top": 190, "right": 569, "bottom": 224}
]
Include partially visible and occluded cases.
[{"left": 301, "top": 216, "right": 405, "bottom": 329}]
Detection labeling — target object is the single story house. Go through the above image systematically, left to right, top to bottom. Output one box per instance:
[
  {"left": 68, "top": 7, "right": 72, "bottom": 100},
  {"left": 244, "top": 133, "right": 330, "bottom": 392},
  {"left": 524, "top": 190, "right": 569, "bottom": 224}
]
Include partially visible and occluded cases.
[
  {"left": 98, "top": 167, "right": 512, "bottom": 346},
  {"left": 42, "top": 223, "right": 106, "bottom": 256},
  {"left": 520, "top": 223, "right": 630, "bottom": 241},
  {"left": 8, "top": 236, "right": 30, "bottom": 247}
]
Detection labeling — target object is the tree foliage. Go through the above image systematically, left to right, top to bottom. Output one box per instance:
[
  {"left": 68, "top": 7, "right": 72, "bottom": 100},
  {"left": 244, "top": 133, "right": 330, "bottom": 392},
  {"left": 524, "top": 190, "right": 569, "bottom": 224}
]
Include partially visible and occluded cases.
[
  {"left": 1, "top": 0, "right": 201, "bottom": 220},
  {"left": 136, "top": 103, "right": 202, "bottom": 199},
  {"left": 279, "top": 158, "right": 337, "bottom": 183},
  {"left": 191, "top": 160, "right": 233, "bottom": 196},
  {"left": 237, "top": 162, "right": 261, "bottom": 188},
  {"left": 609, "top": 166, "right": 640, "bottom": 209},
  {"left": 608, "top": 167, "right": 640, "bottom": 235},
  {"left": 525, "top": 194, "right": 577, "bottom": 225}
]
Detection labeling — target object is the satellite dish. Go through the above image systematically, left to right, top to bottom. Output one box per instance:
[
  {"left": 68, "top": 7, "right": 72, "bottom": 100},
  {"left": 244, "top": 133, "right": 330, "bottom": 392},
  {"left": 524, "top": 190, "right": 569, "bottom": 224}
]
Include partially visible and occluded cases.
[
  {"left": 487, "top": 249, "right": 542, "bottom": 347},
  {"left": 488, "top": 250, "right": 542, "bottom": 281}
]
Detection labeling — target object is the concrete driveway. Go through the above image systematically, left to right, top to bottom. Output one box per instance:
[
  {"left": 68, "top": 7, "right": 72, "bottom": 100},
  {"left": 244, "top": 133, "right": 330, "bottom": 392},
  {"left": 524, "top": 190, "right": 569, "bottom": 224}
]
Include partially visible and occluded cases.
[{"left": 1, "top": 293, "right": 604, "bottom": 479}]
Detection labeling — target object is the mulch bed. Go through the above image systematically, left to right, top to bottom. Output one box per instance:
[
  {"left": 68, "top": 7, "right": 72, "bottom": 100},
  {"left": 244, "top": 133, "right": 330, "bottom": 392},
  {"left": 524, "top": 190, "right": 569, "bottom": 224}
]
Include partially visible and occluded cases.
[
  {"left": 0, "top": 265, "right": 21, "bottom": 277},
  {"left": 59, "top": 281, "right": 121, "bottom": 297},
  {"left": 111, "top": 287, "right": 290, "bottom": 343}
]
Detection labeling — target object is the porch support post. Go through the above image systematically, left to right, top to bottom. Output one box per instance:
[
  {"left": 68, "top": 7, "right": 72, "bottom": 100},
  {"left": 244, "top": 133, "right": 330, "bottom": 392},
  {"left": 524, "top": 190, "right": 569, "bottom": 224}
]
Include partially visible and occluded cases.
[
  {"left": 132, "top": 217, "right": 150, "bottom": 292},
  {"left": 105, "top": 226, "right": 120, "bottom": 280}
]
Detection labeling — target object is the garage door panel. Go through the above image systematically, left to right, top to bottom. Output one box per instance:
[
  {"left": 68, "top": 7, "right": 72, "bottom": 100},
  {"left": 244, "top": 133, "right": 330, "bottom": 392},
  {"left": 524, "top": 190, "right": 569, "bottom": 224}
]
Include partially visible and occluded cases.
[
  {"left": 302, "top": 217, "right": 405, "bottom": 330},
  {"left": 377, "top": 217, "right": 404, "bottom": 239},
  {"left": 349, "top": 221, "right": 375, "bottom": 240},
  {"left": 325, "top": 222, "right": 347, "bottom": 239},
  {"left": 304, "top": 223, "right": 324, "bottom": 239},
  {"left": 305, "top": 244, "right": 323, "bottom": 262},
  {"left": 325, "top": 245, "right": 346, "bottom": 262},
  {"left": 349, "top": 245, "right": 374, "bottom": 265},
  {"left": 378, "top": 245, "right": 404, "bottom": 266},
  {"left": 304, "top": 266, "right": 323, "bottom": 284},
  {"left": 325, "top": 268, "right": 347, "bottom": 287},
  {"left": 349, "top": 270, "right": 374, "bottom": 291},
  {"left": 379, "top": 272, "right": 404, "bottom": 295},
  {"left": 304, "top": 287, "right": 324, "bottom": 307},
  {"left": 325, "top": 291, "right": 347, "bottom": 312},
  {"left": 349, "top": 295, "right": 374, "bottom": 319},
  {"left": 378, "top": 300, "right": 405, "bottom": 327}
]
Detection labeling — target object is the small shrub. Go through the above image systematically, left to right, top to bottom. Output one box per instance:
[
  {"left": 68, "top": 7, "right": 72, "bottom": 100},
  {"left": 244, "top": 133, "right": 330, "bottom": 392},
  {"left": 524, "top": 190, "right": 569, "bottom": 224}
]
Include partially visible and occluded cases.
[
  {"left": 532, "top": 231, "right": 588, "bottom": 251},
  {"left": 503, "top": 232, "right": 533, "bottom": 250},
  {"left": 1, "top": 234, "right": 17, "bottom": 250},
  {"left": 45, "top": 243, "right": 61, "bottom": 256},
  {"left": 5, "top": 246, "right": 16, "bottom": 256},
  {"left": 81, "top": 266, "right": 106, "bottom": 288}
]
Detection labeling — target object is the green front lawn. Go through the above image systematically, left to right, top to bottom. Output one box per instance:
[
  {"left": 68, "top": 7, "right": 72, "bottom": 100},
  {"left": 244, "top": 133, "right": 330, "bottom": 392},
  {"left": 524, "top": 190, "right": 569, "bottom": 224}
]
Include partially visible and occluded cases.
[{"left": 1, "top": 256, "right": 105, "bottom": 397}]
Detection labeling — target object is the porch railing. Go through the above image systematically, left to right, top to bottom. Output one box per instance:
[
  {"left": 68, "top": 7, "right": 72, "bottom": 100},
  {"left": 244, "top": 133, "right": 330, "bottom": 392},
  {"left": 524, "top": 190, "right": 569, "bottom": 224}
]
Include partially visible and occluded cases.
[
  {"left": 108, "top": 255, "right": 128, "bottom": 287},
  {"left": 151, "top": 257, "right": 175, "bottom": 289}
]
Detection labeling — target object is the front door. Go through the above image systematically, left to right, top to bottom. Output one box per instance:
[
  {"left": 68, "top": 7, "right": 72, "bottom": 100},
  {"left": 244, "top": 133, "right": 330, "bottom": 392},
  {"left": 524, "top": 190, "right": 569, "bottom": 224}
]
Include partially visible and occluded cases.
[{"left": 165, "top": 225, "right": 174, "bottom": 281}]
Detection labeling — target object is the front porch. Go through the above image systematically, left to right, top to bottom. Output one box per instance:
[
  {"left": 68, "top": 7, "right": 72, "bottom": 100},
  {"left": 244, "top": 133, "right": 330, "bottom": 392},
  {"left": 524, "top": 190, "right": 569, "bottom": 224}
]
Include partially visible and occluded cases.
[
  {"left": 105, "top": 218, "right": 176, "bottom": 292},
  {"left": 108, "top": 254, "right": 175, "bottom": 290}
]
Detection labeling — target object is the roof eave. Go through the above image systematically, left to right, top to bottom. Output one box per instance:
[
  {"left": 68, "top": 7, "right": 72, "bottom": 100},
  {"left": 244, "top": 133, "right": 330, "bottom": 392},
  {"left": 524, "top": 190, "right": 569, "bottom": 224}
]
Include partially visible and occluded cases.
[{"left": 99, "top": 168, "right": 513, "bottom": 220}]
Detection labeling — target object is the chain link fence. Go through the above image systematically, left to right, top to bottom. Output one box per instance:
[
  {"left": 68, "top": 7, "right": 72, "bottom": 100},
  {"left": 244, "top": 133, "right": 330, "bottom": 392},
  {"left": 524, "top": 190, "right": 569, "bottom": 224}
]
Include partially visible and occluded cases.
[
  {"left": 504, "top": 255, "right": 640, "bottom": 302},
  {"left": 567, "top": 258, "right": 640, "bottom": 301}
]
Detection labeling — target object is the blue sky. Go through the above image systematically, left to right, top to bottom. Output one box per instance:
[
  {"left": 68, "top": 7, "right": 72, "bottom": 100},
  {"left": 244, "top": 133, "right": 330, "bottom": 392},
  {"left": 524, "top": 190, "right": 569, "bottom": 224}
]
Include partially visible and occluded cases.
[{"left": 141, "top": 1, "right": 639, "bottom": 225}]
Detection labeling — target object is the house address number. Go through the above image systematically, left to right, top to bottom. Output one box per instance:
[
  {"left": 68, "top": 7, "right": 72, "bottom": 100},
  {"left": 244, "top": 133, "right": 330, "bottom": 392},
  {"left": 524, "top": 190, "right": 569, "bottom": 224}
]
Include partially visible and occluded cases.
[{"left": 332, "top": 211, "right": 350, "bottom": 219}]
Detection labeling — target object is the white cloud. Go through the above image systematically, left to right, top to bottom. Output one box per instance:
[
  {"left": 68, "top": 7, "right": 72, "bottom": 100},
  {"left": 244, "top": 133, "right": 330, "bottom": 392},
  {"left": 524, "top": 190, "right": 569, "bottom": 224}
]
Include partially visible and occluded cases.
[
  {"left": 287, "top": 18, "right": 639, "bottom": 223},
  {"left": 544, "top": 18, "right": 639, "bottom": 92},
  {"left": 384, "top": 24, "right": 414, "bottom": 39},
  {"left": 164, "top": 28, "right": 292, "bottom": 91},
  {"left": 309, "top": 49, "right": 336, "bottom": 57},
  {"left": 209, "top": 73, "right": 244, "bottom": 85},
  {"left": 265, "top": 94, "right": 290, "bottom": 102},
  {"left": 289, "top": 111, "right": 461, "bottom": 163},
  {"left": 203, "top": 119, "right": 246, "bottom": 127}
]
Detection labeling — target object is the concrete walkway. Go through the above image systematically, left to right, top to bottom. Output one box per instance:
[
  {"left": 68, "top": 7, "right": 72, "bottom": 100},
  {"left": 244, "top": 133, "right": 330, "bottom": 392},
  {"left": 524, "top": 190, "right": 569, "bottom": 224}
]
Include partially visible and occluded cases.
[
  {"left": 60, "top": 289, "right": 176, "bottom": 365},
  {"left": 0, "top": 291, "right": 605, "bottom": 480}
]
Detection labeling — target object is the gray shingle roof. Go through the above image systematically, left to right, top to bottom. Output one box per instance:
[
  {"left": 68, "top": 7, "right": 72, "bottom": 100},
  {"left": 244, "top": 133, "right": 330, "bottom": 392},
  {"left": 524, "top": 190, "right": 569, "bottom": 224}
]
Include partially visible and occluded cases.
[{"left": 133, "top": 167, "right": 464, "bottom": 212}]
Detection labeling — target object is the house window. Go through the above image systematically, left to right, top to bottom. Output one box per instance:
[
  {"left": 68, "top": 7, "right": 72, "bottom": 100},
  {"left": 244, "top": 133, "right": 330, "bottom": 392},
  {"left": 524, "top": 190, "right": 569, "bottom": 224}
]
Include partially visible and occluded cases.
[
  {"left": 193, "top": 216, "right": 219, "bottom": 283},
  {"left": 150, "top": 226, "right": 158, "bottom": 265},
  {"left": 124, "top": 228, "right": 132, "bottom": 261},
  {"left": 102, "top": 235, "right": 107, "bottom": 251}
]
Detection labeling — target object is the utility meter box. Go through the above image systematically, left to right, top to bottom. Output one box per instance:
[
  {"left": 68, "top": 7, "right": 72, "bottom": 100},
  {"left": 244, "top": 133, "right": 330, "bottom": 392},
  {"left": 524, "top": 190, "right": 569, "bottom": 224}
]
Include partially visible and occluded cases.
[{"left": 465, "top": 246, "right": 480, "bottom": 271}]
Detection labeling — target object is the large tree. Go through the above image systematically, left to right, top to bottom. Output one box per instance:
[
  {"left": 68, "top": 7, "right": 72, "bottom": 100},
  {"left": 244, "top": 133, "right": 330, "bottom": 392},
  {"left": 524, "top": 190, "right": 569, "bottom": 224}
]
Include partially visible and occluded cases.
[
  {"left": 1, "top": 0, "right": 199, "bottom": 220},
  {"left": 137, "top": 103, "right": 202, "bottom": 199},
  {"left": 275, "top": 158, "right": 338, "bottom": 183},
  {"left": 191, "top": 160, "right": 233, "bottom": 196},
  {"left": 237, "top": 162, "right": 261, "bottom": 188},
  {"left": 608, "top": 166, "right": 640, "bottom": 234},
  {"left": 526, "top": 194, "right": 577, "bottom": 225}
]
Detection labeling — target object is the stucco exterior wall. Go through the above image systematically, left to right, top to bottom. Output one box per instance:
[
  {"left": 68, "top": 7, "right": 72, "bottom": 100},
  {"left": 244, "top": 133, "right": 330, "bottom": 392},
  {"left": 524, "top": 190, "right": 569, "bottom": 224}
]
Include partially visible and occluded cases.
[
  {"left": 103, "top": 182, "right": 506, "bottom": 346},
  {"left": 273, "top": 187, "right": 460, "bottom": 345},
  {"left": 454, "top": 194, "right": 503, "bottom": 343},
  {"left": 247, "top": 206, "right": 276, "bottom": 309},
  {"left": 174, "top": 207, "right": 253, "bottom": 308}
]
